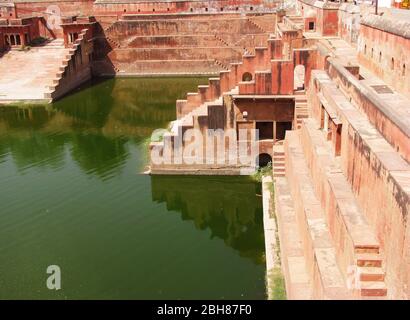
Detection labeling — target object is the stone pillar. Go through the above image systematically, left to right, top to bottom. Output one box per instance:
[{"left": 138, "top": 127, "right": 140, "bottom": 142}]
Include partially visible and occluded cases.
[
  {"left": 63, "top": 31, "right": 69, "bottom": 47},
  {"left": 0, "top": 32, "right": 4, "bottom": 51},
  {"left": 20, "top": 32, "right": 25, "bottom": 46}
]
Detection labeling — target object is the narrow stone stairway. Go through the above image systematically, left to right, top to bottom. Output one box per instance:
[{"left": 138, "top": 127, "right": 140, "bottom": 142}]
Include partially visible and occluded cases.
[
  {"left": 294, "top": 93, "right": 309, "bottom": 129},
  {"left": 272, "top": 142, "right": 285, "bottom": 178}
]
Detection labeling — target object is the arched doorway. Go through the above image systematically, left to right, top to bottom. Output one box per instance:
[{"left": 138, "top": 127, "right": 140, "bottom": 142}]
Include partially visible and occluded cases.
[
  {"left": 294, "top": 64, "right": 305, "bottom": 90},
  {"left": 242, "top": 72, "right": 253, "bottom": 82},
  {"left": 256, "top": 153, "right": 272, "bottom": 167}
]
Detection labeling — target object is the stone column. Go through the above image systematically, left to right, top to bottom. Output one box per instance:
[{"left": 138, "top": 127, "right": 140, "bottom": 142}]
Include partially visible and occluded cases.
[
  {"left": 63, "top": 30, "right": 69, "bottom": 47},
  {"left": 0, "top": 31, "right": 4, "bottom": 51},
  {"left": 20, "top": 32, "right": 25, "bottom": 46}
]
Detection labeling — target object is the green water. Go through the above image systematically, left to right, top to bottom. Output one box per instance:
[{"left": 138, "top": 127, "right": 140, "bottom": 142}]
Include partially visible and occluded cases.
[{"left": 0, "top": 78, "right": 266, "bottom": 299}]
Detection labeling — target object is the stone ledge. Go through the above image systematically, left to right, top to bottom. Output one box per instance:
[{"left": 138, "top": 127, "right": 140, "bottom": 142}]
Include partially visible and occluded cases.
[
  {"left": 361, "top": 14, "right": 410, "bottom": 39},
  {"left": 274, "top": 177, "right": 312, "bottom": 299}
]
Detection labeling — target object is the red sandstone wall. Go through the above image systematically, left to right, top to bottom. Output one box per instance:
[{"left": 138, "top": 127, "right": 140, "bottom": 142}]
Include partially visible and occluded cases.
[
  {"left": 15, "top": 0, "right": 94, "bottom": 38},
  {"left": 15, "top": 0, "right": 94, "bottom": 18},
  {"left": 93, "top": 0, "right": 276, "bottom": 15},
  {"left": 298, "top": 0, "right": 339, "bottom": 37},
  {"left": 338, "top": 4, "right": 360, "bottom": 45},
  {"left": 0, "top": 5, "right": 17, "bottom": 19},
  {"left": 321, "top": 10, "right": 338, "bottom": 36},
  {"left": 95, "top": 13, "right": 275, "bottom": 75},
  {"left": 0, "top": 16, "right": 51, "bottom": 47},
  {"left": 357, "top": 24, "right": 410, "bottom": 99},
  {"left": 0, "top": 32, "right": 4, "bottom": 51},
  {"left": 293, "top": 48, "right": 317, "bottom": 90},
  {"left": 271, "top": 60, "right": 293, "bottom": 95},
  {"left": 326, "top": 60, "right": 410, "bottom": 164},
  {"left": 309, "top": 70, "right": 410, "bottom": 299},
  {"left": 234, "top": 99, "right": 294, "bottom": 122},
  {"left": 343, "top": 125, "right": 410, "bottom": 298}
]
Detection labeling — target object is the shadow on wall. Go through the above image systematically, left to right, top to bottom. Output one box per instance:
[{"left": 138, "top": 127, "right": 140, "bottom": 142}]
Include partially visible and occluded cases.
[
  {"left": 91, "top": 22, "right": 118, "bottom": 75},
  {"left": 150, "top": 175, "right": 265, "bottom": 264}
]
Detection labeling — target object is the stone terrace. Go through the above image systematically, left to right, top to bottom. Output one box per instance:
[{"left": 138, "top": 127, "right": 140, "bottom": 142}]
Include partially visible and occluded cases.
[
  {"left": 94, "top": 13, "right": 275, "bottom": 76},
  {"left": 0, "top": 40, "right": 69, "bottom": 103}
]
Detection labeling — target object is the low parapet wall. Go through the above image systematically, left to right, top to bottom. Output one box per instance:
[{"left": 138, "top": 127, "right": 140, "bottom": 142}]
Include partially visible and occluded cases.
[
  {"left": 93, "top": 0, "right": 278, "bottom": 15},
  {"left": 357, "top": 16, "right": 410, "bottom": 99},
  {"left": 326, "top": 57, "right": 410, "bottom": 163},
  {"left": 309, "top": 70, "right": 410, "bottom": 299}
]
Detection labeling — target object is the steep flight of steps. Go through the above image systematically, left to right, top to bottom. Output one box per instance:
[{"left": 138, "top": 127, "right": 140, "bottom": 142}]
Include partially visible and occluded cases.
[
  {"left": 100, "top": 14, "right": 272, "bottom": 76},
  {"left": 247, "top": 17, "right": 267, "bottom": 33},
  {"left": 294, "top": 92, "right": 308, "bottom": 129},
  {"left": 296, "top": 118, "right": 387, "bottom": 298},
  {"left": 272, "top": 143, "right": 285, "bottom": 178}
]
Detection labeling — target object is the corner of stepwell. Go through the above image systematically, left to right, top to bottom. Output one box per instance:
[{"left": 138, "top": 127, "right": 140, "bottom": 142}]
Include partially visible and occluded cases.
[{"left": 1, "top": 0, "right": 409, "bottom": 300}]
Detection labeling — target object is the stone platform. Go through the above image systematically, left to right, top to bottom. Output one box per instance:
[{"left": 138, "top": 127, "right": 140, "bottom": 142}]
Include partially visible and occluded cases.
[{"left": 0, "top": 40, "right": 69, "bottom": 103}]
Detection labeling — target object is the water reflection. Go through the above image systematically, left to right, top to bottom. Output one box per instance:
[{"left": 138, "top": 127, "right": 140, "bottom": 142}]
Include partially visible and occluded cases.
[
  {"left": 0, "top": 77, "right": 206, "bottom": 178},
  {"left": 0, "top": 77, "right": 266, "bottom": 299},
  {"left": 151, "top": 175, "right": 265, "bottom": 265}
]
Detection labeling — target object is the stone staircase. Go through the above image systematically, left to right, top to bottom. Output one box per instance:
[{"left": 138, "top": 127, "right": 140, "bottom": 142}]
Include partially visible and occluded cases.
[
  {"left": 145, "top": 8, "right": 393, "bottom": 299},
  {"left": 100, "top": 14, "right": 272, "bottom": 76},
  {"left": 247, "top": 17, "right": 266, "bottom": 34},
  {"left": 149, "top": 27, "right": 299, "bottom": 171},
  {"left": 44, "top": 29, "right": 93, "bottom": 101},
  {"left": 214, "top": 34, "right": 230, "bottom": 47},
  {"left": 233, "top": 34, "right": 253, "bottom": 54},
  {"left": 106, "top": 36, "right": 120, "bottom": 49},
  {"left": 0, "top": 39, "right": 69, "bottom": 103},
  {"left": 213, "top": 59, "right": 230, "bottom": 71},
  {"left": 294, "top": 92, "right": 309, "bottom": 129},
  {"left": 281, "top": 118, "right": 388, "bottom": 299},
  {"left": 284, "top": 130, "right": 350, "bottom": 299},
  {"left": 272, "top": 143, "right": 285, "bottom": 178}
]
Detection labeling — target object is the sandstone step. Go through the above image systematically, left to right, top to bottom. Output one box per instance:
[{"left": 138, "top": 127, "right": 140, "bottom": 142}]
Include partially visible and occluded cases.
[
  {"left": 0, "top": 42, "right": 70, "bottom": 101},
  {"left": 114, "top": 59, "right": 224, "bottom": 74},
  {"left": 299, "top": 119, "right": 383, "bottom": 286},
  {"left": 284, "top": 130, "right": 350, "bottom": 299},
  {"left": 273, "top": 173, "right": 285, "bottom": 177},
  {"left": 273, "top": 177, "right": 312, "bottom": 299},
  {"left": 354, "top": 245, "right": 380, "bottom": 254},
  {"left": 356, "top": 254, "right": 383, "bottom": 268},
  {"left": 359, "top": 267, "right": 385, "bottom": 282},
  {"left": 359, "top": 281, "right": 387, "bottom": 297}
]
